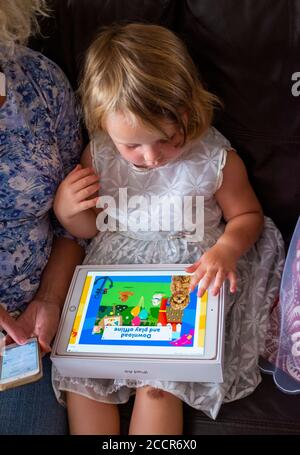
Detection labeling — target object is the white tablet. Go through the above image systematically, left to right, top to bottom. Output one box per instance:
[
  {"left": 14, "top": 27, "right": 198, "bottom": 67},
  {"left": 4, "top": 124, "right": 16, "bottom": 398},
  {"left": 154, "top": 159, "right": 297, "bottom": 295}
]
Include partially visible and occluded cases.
[
  {"left": 52, "top": 264, "right": 225, "bottom": 381},
  {"left": 54, "top": 264, "right": 223, "bottom": 362}
]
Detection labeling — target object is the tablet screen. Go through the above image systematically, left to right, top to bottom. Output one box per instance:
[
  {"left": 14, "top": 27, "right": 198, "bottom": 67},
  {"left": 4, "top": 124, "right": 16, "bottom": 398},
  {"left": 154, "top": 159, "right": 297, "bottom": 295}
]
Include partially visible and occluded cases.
[{"left": 65, "top": 269, "right": 218, "bottom": 358}]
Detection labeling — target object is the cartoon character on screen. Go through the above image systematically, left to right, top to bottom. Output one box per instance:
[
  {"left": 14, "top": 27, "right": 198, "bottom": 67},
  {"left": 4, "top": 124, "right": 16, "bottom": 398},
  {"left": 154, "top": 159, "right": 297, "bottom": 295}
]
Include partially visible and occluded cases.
[
  {"left": 170, "top": 275, "right": 191, "bottom": 311},
  {"left": 95, "top": 276, "right": 113, "bottom": 298},
  {"left": 156, "top": 276, "right": 192, "bottom": 340},
  {"left": 119, "top": 291, "right": 134, "bottom": 302},
  {"left": 151, "top": 293, "right": 164, "bottom": 307},
  {"left": 131, "top": 296, "right": 149, "bottom": 326},
  {"left": 157, "top": 297, "right": 189, "bottom": 342},
  {"left": 155, "top": 300, "right": 179, "bottom": 340},
  {"left": 93, "top": 304, "right": 123, "bottom": 334},
  {"left": 171, "top": 328, "right": 194, "bottom": 346}
]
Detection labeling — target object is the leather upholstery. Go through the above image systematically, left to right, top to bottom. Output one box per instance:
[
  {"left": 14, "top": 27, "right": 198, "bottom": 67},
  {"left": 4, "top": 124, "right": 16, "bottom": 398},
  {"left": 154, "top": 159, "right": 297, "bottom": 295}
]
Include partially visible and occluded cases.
[{"left": 179, "top": 1, "right": 300, "bottom": 245}]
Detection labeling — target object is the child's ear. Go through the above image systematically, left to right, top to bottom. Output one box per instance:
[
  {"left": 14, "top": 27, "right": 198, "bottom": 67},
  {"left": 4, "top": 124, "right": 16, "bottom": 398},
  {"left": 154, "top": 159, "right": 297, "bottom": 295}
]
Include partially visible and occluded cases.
[{"left": 181, "top": 111, "right": 188, "bottom": 128}]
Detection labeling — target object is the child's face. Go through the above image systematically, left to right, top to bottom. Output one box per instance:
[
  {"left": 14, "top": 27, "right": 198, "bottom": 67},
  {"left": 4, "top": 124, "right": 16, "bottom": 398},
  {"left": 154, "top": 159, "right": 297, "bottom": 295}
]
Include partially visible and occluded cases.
[{"left": 105, "top": 111, "right": 186, "bottom": 169}]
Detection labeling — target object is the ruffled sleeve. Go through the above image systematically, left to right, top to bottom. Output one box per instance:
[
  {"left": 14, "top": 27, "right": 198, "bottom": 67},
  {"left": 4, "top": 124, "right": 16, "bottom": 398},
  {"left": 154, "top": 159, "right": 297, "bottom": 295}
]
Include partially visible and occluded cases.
[{"left": 201, "top": 127, "right": 235, "bottom": 193}]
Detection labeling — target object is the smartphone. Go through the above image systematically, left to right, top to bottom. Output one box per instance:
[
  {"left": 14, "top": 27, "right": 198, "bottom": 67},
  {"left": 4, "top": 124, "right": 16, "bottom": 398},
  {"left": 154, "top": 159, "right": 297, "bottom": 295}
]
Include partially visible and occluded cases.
[{"left": 0, "top": 337, "right": 43, "bottom": 391}]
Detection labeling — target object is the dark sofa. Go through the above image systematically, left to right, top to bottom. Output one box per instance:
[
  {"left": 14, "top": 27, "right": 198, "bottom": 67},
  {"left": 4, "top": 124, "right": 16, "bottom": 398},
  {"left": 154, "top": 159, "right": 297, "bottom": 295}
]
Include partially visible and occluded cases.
[{"left": 30, "top": 0, "right": 300, "bottom": 434}]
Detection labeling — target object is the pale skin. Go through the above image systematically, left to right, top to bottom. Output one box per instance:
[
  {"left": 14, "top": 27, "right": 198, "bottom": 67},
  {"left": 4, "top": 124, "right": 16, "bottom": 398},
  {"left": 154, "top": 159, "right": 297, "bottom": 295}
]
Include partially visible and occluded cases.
[{"left": 54, "top": 110, "right": 264, "bottom": 435}]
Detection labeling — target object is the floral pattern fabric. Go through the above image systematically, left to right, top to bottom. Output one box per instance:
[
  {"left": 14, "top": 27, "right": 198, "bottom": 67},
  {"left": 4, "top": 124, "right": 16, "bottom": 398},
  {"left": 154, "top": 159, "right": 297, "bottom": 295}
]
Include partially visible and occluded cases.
[
  {"left": 0, "top": 45, "right": 82, "bottom": 313},
  {"left": 53, "top": 128, "right": 285, "bottom": 419},
  {"left": 261, "top": 217, "right": 300, "bottom": 392}
]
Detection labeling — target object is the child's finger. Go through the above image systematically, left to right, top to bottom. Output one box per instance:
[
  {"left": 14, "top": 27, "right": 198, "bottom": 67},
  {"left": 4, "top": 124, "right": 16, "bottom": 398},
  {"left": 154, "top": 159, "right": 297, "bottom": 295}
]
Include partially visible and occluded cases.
[
  {"left": 66, "top": 167, "right": 97, "bottom": 184},
  {"left": 72, "top": 174, "right": 100, "bottom": 193},
  {"left": 75, "top": 183, "right": 100, "bottom": 202},
  {"left": 78, "top": 197, "right": 100, "bottom": 211},
  {"left": 185, "top": 258, "right": 201, "bottom": 274},
  {"left": 189, "top": 266, "right": 206, "bottom": 292},
  {"left": 212, "top": 270, "right": 226, "bottom": 296},
  {"left": 197, "top": 271, "right": 215, "bottom": 297},
  {"left": 228, "top": 271, "right": 237, "bottom": 293}
]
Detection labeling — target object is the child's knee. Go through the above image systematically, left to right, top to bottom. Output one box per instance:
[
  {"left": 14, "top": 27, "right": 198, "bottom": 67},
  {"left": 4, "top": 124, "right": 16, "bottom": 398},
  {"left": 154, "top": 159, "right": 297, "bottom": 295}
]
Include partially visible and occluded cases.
[{"left": 143, "top": 386, "right": 166, "bottom": 399}]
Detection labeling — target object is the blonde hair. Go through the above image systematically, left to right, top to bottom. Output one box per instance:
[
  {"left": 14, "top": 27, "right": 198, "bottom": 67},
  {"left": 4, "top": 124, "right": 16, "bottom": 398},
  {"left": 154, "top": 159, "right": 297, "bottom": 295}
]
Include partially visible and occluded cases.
[
  {"left": 0, "top": 0, "right": 49, "bottom": 53},
  {"left": 80, "top": 23, "right": 219, "bottom": 143}
]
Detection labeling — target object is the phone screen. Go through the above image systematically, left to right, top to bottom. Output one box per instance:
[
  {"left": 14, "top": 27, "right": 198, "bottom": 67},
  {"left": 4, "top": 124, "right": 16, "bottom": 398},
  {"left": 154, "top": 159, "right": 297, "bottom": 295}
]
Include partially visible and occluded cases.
[{"left": 0, "top": 339, "right": 39, "bottom": 382}]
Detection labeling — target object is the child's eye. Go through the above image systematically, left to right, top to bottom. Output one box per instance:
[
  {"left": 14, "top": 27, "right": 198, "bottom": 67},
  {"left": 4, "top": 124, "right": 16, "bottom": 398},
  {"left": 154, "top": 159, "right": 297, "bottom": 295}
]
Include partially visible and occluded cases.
[
  {"left": 158, "top": 134, "right": 176, "bottom": 145},
  {"left": 127, "top": 144, "right": 139, "bottom": 150}
]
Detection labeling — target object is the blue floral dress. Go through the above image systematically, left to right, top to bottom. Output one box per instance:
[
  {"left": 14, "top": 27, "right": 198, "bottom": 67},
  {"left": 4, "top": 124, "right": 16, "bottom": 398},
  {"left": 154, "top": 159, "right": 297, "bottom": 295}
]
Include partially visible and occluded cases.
[{"left": 0, "top": 45, "right": 82, "bottom": 314}]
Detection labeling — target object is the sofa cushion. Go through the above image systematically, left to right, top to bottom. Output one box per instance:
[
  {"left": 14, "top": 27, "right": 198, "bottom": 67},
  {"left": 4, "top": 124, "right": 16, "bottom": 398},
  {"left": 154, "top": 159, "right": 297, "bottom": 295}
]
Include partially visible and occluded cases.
[
  {"left": 31, "top": 0, "right": 177, "bottom": 90},
  {"left": 178, "top": 0, "right": 300, "bottom": 244}
]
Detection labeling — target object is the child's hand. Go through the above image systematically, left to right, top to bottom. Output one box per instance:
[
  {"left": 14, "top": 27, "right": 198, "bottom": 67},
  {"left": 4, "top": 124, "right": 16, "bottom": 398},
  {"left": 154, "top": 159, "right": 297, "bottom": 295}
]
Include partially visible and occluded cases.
[
  {"left": 54, "top": 164, "right": 100, "bottom": 221},
  {"left": 185, "top": 243, "right": 238, "bottom": 297}
]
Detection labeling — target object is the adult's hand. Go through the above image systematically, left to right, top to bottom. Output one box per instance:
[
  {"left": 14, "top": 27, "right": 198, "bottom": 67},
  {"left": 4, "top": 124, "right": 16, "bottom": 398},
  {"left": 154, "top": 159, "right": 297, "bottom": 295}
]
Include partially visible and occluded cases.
[
  {"left": 2, "top": 237, "right": 84, "bottom": 351},
  {"left": 15, "top": 237, "right": 85, "bottom": 352},
  {"left": 14, "top": 298, "right": 61, "bottom": 353},
  {"left": 0, "top": 305, "right": 29, "bottom": 345}
]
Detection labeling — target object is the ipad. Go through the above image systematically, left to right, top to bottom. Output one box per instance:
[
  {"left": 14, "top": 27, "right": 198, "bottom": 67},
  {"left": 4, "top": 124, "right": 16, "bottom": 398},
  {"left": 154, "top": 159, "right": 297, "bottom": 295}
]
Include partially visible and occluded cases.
[{"left": 55, "top": 264, "right": 222, "bottom": 361}]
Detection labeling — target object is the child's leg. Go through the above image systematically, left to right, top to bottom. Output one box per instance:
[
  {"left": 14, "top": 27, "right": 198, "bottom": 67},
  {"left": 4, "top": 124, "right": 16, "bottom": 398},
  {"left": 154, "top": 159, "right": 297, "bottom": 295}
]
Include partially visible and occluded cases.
[
  {"left": 129, "top": 386, "right": 183, "bottom": 435},
  {"left": 66, "top": 391, "right": 120, "bottom": 435}
]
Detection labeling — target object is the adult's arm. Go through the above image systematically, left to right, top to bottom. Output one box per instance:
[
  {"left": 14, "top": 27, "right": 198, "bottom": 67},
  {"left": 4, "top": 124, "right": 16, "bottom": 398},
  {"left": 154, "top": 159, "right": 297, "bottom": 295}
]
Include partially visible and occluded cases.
[
  {"left": 0, "top": 55, "right": 85, "bottom": 347},
  {"left": 24, "top": 58, "right": 86, "bottom": 351},
  {"left": 6, "top": 237, "right": 85, "bottom": 351}
]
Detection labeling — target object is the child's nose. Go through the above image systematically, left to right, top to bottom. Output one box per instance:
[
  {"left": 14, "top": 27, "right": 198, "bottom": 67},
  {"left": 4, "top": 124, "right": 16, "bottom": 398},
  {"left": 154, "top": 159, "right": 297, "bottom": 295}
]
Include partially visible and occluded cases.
[{"left": 143, "top": 144, "right": 162, "bottom": 162}]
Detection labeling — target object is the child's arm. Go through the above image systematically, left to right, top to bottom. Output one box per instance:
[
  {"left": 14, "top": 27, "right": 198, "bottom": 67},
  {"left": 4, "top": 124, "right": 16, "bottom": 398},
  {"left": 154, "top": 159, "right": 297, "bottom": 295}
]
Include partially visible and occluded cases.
[
  {"left": 54, "top": 144, "right": 100, "bottom": 239},
  {"left": 215, "top": 149, "right": 264, "bottom": 254},
  {"left": 187, "top": 150, "right": 264, "bottom": 297}
]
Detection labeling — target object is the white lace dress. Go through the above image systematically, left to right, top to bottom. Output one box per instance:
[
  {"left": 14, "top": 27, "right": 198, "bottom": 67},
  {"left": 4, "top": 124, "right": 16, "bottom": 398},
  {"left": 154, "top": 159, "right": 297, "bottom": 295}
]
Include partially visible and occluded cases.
[{"left": 52, "top": 127, "right": 285, "bottom": 419}]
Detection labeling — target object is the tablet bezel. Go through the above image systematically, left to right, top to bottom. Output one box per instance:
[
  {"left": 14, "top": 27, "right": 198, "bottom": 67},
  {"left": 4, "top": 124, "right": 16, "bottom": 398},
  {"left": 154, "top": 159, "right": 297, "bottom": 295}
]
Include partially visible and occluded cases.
[{"left": 54, "top": 264, "right": 222, "bottom": 361}]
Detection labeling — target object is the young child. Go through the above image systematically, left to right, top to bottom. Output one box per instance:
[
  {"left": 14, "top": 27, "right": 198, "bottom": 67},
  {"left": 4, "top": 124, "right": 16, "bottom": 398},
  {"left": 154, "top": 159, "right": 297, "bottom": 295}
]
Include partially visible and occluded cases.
[{"left": 53, "top": 24, "right": 285, "bottom": 434}]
